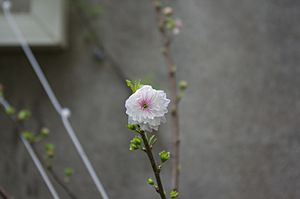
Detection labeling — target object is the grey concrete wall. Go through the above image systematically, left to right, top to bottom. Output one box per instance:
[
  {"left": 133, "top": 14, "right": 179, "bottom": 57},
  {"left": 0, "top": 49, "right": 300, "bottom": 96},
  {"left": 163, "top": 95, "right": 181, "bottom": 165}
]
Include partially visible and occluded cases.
[{"left": 1, "top": 0, "right": 300, "bottom": 198}]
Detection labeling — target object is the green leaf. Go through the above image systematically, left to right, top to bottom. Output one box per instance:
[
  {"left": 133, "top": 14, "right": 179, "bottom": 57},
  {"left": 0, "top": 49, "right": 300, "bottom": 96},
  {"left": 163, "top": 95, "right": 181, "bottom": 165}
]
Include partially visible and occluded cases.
[
  {"left": 126, "top": 79, "right": 142, "bottom": 93},
  {"left": 149, "top": 135, "right": 157, "bottom": 146},
  {"left": 170, "top": 190, "right": 179, "bottom": 198}
]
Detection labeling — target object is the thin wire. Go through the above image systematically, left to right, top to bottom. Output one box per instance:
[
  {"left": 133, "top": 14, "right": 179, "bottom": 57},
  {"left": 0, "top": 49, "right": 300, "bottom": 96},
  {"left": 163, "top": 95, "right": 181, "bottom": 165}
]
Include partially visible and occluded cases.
[
  {"left": 2, "top": 0, "right": 62, "bottom": 113},
  {"left": 2, "top": 1, "right": 110, "bottom": 199},
  {"left": 0, "top": 96, "right": 60, "bottom": 199},
  {"left": 62, "top": 117, "right": 109, "bottom": 199},
  {"left": 21, "top": 136, "right": 61, "bottom": 199}
]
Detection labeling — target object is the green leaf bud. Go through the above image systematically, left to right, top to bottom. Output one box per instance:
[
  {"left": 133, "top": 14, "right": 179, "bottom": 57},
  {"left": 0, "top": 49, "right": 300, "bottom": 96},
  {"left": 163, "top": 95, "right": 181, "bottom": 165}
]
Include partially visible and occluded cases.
[
  {"left": 166, "top": 18, "right": 176, "bottom": 29},
  {"left": 179, "top": 80, "right": 188, "bottom": 90},
  {"left": 5, "top": 106, "right": 15, "bottom": 115},
  {"left": 18, "top": 109, "right": 31, "bottom": 121},
  {"left": 127, "top": 124, "right": 137, "bottom": 131},
  {"left": 40, "top": 127, "right": 50, "bottom": 137},
  {"left": 22, "top": 131, "right": 35, "bottom": 143},
  {"left": 131, "top": 136, "right": 142, "bottom": 145},
  {"left": 44, "top": 143, "right": 55, "bottom": 158},
  {"left": 129, "top": 143, "right": 139, "bottom": 151},
  {"left": 159, "top": 150, "right": 170, "bottom": 163},
  {"left": 64, "top": 167, "right": 74, "bottom": 177},
  {"left": 147, "top": 178, "right": 155, "bottom": 185},
  {"left": 170, "top": 190, "right": 179, "bottom": 198}
]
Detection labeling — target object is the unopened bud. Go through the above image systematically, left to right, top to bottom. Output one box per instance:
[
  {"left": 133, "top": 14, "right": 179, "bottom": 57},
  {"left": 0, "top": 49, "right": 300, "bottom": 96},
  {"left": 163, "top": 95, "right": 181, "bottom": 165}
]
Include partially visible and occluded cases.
[
  {"left": 162, "top": 6, "right": 173, "bottom": 16},
  {"left": 179, "top": 80, "right": 188, "bottom": 90},
  {"left": 127, "top": 124, "right": 137, "bottom": 131},
  {"left": 40, "top": 127, "right": 50, "bottom": 137},
  {"left": 131, "top": 136, "right": 142, "bottom": 145},
  {"left": 129, "top": 143, "right": 139, "bottom": 151},
  {"left": 159, "top": 150, "right": 170, "bottom": 163},
  {"left": 147, "top": 178, "right": 155, "bottom": 185}
]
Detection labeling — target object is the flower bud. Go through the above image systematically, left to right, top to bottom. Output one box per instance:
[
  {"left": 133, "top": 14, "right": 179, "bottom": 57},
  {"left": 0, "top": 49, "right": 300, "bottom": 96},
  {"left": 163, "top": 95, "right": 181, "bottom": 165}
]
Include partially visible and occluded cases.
[
  {"left": 163, "top": 7, "right": 173, "bottom": 16},
  {"left": 173, "top": 19, "right": 183, "bottom": 35},
  {"left": 179, "top": 80, "right": 188, "bottom": 90},
  {"left": 127, "top": 124, "right": 137, "bottom": 131},
  {"left": 40, "top": 127, "right": 50, "bottom": 137},
  {"left": 131, "top": 136, "right": 142, "bottom": 145},
  {"left": 129, "top": 143, "right": 139, "bottom": 151},
  {"left": 159, "top": 150, "right": 170, "bottom": 163},
  {"left": 147, "top": 178, "right": 155, "bottom": 185}
]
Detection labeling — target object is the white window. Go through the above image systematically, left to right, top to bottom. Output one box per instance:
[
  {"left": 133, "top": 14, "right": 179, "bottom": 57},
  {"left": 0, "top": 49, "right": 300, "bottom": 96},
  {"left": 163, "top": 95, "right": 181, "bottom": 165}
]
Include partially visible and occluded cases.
[{"left": 0, "top": 0, "right": 67, "bottom": 48}]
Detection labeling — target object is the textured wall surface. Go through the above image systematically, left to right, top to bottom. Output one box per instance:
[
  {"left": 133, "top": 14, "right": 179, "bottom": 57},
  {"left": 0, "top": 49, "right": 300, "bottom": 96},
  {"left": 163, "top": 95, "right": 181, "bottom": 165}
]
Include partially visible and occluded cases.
[{"left": 1, "top": 0, "right": 300, "bottom": 198}]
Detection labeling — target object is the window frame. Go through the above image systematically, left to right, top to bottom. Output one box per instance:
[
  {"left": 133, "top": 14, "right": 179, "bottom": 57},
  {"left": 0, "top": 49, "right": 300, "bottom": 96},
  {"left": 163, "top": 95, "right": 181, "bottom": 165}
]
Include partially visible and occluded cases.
[{"left": 0, "top": 0, "right": 67, "bottom": 48}]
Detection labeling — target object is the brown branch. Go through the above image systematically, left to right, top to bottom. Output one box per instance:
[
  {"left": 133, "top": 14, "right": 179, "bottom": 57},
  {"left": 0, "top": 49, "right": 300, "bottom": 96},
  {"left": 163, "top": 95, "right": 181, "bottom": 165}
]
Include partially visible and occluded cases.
[
  {"left": 150, "top": 0, "right": 181, "bottom": 191},
  {"left": 140, "top": 131, "right": 166, "bottom": 199},
  {"left": 0, "top": 186, "right": 13, "bottom": 199}
]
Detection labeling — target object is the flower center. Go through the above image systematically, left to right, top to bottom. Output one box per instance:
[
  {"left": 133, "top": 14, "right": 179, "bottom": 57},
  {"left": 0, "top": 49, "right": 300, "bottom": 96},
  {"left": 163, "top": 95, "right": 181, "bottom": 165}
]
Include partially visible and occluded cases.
[
  {"left": 139, "top": 98, "right": 151, "bottom": 111},
  {"left": 142, "top": 103, "right": 149, "bottom": 109}
]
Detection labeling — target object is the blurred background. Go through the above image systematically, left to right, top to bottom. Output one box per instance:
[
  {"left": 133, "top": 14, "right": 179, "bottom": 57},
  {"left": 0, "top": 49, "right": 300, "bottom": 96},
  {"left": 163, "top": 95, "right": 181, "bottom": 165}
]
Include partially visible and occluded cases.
[{"left": 1, "top": 0, "right": 300, "bottom": 198}]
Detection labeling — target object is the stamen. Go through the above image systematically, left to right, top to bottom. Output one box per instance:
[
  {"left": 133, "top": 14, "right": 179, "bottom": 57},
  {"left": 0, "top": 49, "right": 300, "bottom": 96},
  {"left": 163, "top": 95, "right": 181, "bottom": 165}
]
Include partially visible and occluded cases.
[{"left": 143, "top": 103, "right": 149, "bottom": 109}]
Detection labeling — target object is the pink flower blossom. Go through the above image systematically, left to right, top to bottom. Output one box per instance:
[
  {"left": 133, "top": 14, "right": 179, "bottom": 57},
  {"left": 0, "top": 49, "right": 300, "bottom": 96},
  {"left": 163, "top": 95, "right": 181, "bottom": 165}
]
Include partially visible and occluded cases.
[{"left": 125, "top": 85, "right": 170, "bottom": 132}]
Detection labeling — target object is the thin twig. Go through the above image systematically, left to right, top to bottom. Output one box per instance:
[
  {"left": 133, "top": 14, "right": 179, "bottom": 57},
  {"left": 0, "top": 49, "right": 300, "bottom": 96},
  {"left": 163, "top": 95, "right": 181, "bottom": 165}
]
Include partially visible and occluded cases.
[
  {"left": 71, "top": 0, "right": 129, "bottom": 83},
  {"left": 150, "top": 0, "right": 181, "bottom": 191},
  {"left": 0, "top": 98, "right": 77, "bottom": 199},
  {"left": 140, "top": 131, "right": 166, "bottom": 199},
  {"left": 30, "top": 145, "right": 79, "bottom": 199},
  {"left": 48, "top": 169, "right": 78, "bottom": 199},
  {"left": 0, "top": 186, "right": 13, "bottom": 199}
]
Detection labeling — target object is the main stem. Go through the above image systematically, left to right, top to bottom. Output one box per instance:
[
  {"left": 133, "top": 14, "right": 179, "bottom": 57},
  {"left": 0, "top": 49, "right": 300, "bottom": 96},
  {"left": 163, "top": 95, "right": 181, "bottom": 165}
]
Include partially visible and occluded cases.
[
  {"left": 150, "top": 0, "right": 181, "bottom": 190},
  {"left": 140, "top": 131, "right": 166, "bottom": 199}
]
